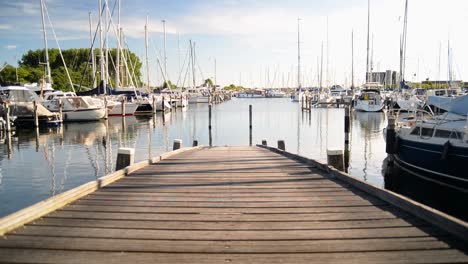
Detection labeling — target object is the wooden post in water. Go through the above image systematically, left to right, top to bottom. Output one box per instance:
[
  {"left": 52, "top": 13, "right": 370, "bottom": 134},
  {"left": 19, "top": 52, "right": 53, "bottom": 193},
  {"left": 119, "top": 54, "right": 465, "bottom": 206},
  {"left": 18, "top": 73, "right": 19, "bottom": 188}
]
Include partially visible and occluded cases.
[
  {"left": 162, "top": 96, "right": 165, "bottom": 112},
  {"left": 103, "top": 97, "right": 108, "bottom": 119},
  {"left": 122, "top": 97, "right": 126, "bottom": 116},
  {"left": 58, "top": 99, "right": 63, "bottom": 122},
  {"left": 33, "top": 100, "right": 39, "bottom": 127},
  {"left": 5, "top": 103, "right": 11, "bottom": 132},
  {"left": 208, "top": 104, "right": 212, "bottom": 147},
  {"left": 249, "top": 104, "right": 252, "bottom": 146},
  {"left": 344, "top": 105, "right": 351, "bottom": 171},
  {"left": 386, "top": 116, "right": 396, "bottom": 155},
  {"left": 173, "top": 139, "right": 182, "bottom": 150},
  {"left": 261, "top": 139, "right": 267, "bottom": 146},
  {"left": 192, "top": 140, "right": 198, "bottom": 147},
  {"left": 277, "top": 140, "right": 285, "bottom": 151},
  {"left": 115, "top": 147, "right": 135, "bottom": 171},
  {"left": 327, "top": 149, "right": 345, "bottom": 171}
]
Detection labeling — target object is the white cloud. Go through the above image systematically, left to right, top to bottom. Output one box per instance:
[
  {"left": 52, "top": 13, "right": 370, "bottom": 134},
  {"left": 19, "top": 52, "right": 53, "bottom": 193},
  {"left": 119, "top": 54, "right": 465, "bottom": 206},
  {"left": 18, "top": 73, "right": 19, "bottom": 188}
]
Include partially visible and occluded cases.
[{"left": 5, "top": 45, "right": 17, "bottom": 50}]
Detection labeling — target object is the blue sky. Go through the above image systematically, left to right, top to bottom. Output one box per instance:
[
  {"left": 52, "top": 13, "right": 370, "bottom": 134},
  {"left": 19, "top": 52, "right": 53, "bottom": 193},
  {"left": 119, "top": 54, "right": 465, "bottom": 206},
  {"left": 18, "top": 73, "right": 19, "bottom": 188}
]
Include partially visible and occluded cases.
[{"left": 1, "top": 0, "right": 467, "bottom": 87}]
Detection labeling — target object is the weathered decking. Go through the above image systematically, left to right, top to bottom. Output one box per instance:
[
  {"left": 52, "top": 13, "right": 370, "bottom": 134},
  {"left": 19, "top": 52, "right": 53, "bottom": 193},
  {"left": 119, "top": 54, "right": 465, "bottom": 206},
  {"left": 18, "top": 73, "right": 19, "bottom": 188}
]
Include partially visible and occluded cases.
[{"left": 0, "top": 146, "right": 466, "bottom": 263}]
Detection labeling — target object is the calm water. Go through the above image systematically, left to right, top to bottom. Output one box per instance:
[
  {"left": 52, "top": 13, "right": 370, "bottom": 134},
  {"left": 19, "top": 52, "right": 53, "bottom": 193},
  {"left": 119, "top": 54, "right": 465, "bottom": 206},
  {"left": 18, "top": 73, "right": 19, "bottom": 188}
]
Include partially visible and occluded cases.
[{"left": 0, "top": 98, "right": 388, "bottom": 217}]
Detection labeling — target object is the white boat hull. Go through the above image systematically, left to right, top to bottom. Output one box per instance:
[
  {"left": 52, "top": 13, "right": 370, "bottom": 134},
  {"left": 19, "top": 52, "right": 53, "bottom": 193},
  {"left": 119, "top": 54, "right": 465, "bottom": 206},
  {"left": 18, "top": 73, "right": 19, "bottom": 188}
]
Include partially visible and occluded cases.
[
  {"left": 354, "top": 100, "right": 385, "bottom": 112},
  {"left": 108, "top": 102, "right": 139, "bottom": 116},
  {"left": 62, "top": 108, "right": 106, "bottom": 121}
]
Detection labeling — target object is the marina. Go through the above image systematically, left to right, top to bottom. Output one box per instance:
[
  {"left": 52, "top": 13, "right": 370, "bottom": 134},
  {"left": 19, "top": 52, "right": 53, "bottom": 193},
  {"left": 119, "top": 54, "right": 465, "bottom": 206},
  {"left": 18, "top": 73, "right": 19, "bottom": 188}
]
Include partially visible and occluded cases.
[{"left": 0, "top": 0, "right": 467, "bottom": 262}]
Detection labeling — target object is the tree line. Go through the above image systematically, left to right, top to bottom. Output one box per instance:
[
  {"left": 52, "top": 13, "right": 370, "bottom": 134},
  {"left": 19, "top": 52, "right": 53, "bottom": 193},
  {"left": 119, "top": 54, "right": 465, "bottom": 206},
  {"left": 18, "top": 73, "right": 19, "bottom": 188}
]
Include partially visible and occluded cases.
[{"left": 0, "top": 48, "right": 142, "bottom": 91}]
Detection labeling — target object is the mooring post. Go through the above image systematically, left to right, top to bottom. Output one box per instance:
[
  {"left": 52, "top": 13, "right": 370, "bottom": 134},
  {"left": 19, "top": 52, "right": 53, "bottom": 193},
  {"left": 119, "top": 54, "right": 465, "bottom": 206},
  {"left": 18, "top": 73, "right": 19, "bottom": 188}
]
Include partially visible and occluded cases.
[
  {"left": 151, "top": 95, "right": 156, "bottom": 114},
  {"left": 162, "top": 96, "right": 165, "bottom": 112},
  {"left": 301, "top": 96, "right": 304, "bottom": 110},
  {"left": 103, "top": 97, "right": 108, "bottom": 119},
  {"left": 122, "top": 97, "right": 126, "bottom": 116},
  {"left": 58, "top": 99, "right": 63, "bottom": 122},
  {"left": 33, "top": 100, "right": 39, "bottom": 127},
  {"left": 5, "top": 103, "right": 11, "bottom": 132},
  {"left": 209, "top": 104, "right": 212, "bottom": 147},
  {"left": 249, "top": 104, "right": 252, "bottom": 146},
  {"left": 344, "top": 105, "right": 351, "bottom": 171},
  {"left": 386, "top": 116, "right": 396, "bottom": 155},
  {"left": 173, "top": 139, "right": 182, "bottom": 150},
  {"left": 192, "top": 139, "right": 198, "bottom": 147},
  {"left": 261, "top": 139, "right": 267, "bottom": 146},
  {"left": 277, "top": 140, "right": 285, "bottom": 151},
  {"left": 116, "top": 147, "right": 135, "bottom": 171},
  {"left": 327, "top": 149, "right": 345, "bottom": 172}
]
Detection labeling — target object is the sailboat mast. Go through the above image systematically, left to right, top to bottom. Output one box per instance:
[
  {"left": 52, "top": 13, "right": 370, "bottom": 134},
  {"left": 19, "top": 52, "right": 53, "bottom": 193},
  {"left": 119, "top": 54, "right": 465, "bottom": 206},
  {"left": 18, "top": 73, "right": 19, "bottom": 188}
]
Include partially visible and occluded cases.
[
  {"left": 40, "top": 0, "right": 52, "bottom": 84},
  {"left": 98, "top": 0, "right": 106, "bottom": 93},
  {"left": 115, "top": 0, "right": 121, "bottom": 89},
  {"left": 366, "top": 0, "right": 371, "bottom": 83},
  {"left": 399, "top": 0, "right": 408, "bottom": 88},
  {"left": 89, "top": 12, "right": 96, "bottom": 88},
  {"left": 145, "top": 16, "right": 150, "bottom": 91},
  {"left": 297, "top": 18, "right": 302, "bottom": 89},
  {"left": 162, "top": 20, "right": 167, "bottom": 82},
  {"left": 351, "top": 30, "right": 354, "bottom": 90},
  {"left": 320, "top": 41, "right": 323, "bottom": 90},
  {"left": 214, "top": 58, "right": 217, "bottom": 86}
]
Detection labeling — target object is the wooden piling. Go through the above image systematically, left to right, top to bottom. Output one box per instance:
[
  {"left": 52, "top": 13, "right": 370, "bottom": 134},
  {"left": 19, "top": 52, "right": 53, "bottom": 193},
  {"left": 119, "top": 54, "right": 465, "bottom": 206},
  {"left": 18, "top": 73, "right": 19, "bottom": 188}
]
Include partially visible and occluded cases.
[
  {"left": 162, "top": 96, "right": 165, "bottom": 112},
  {"left": 103, "top": 97, "right": 108, "bottom": 119},
  {"left": 122, "top": 97, "right": 126, "bottom": 116},
  {"left": 58, "top": 99, "right": 63, "bottom": 122},
  {"left": 33, "top": 100, "right": 39, "bottom": 127},
  {"left": 5, "top": 103, "right": 11, "bottom": 132},
  {"left": 209, "top": 104, "right": 212, "bottom": 147},
  {"left": 249, "top": 104, "right": 252, "bottom": 146},
  {"left": 344, "top": 105, "right": 351, "bottom": 171},
  {"left": 386, "top": 116, "right": 396, "bottom": 155},
  {"left": 173, "top": 139, "right": 182, "bottom": 150},
  {"left": 192, "top": 139, "right": 198, "bottom": 147},
  {"left": 261, "top": 139, "right": 267, "bottom": 146},
  {"left": 277, "top": 140, "right": 285, "bottom": 151},
  {"left": 115, "top": 147, "right": 135, "bottom": 171},
  {"left": 327, "top": 149, "right": 345, "bottom": 172}
]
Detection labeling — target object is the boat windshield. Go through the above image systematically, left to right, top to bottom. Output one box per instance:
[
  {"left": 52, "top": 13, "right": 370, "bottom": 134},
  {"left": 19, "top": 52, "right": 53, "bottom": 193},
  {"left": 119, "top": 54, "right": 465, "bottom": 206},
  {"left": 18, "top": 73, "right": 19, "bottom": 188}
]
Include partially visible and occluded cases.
[{"left": 0, "top": 89, "right": 39, "bottom": 103}]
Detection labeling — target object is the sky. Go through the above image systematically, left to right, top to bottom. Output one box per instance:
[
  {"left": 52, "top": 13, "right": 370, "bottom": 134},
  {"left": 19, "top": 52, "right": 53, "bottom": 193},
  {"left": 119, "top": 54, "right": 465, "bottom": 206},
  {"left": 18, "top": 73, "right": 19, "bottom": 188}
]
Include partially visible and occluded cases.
[{"left": 0, "top": 0, "right": 467, "bottom": 88}]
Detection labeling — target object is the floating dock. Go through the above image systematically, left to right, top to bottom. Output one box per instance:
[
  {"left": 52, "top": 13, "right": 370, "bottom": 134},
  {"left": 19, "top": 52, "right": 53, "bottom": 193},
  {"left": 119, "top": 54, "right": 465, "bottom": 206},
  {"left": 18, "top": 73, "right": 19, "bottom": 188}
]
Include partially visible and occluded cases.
[{"left": 0, "top": 146, "right": 466, "bottom": 263}]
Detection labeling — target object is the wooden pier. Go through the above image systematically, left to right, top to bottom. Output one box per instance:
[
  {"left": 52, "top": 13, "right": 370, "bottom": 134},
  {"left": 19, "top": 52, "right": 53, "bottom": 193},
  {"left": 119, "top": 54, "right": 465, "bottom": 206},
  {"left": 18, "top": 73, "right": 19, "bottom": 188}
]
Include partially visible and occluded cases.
[{"left": 0, "top": 146, "right": 467, "bottom": 263}]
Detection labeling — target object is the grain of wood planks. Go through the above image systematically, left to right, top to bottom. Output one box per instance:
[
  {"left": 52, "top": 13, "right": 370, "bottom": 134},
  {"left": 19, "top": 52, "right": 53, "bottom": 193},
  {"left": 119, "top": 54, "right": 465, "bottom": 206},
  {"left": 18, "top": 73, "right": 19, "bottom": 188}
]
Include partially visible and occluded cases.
[{"left": 0, "top": 146, "right": 466, "bottom": 263}]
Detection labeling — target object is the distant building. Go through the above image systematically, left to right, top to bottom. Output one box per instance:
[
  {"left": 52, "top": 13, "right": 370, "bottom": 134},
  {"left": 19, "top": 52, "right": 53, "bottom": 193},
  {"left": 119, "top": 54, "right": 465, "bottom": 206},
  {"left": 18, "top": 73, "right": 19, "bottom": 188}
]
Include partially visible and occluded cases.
[{"left": 365, "top": 70, "right": 399, "bottom": 87}]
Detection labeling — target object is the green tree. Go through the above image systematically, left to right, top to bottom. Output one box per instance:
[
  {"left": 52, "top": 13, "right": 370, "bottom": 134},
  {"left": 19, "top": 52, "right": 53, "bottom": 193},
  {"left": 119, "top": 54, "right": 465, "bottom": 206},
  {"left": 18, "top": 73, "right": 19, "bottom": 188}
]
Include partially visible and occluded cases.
[{"left": 17, "top": 48, "right": 143, "bottom": 91}]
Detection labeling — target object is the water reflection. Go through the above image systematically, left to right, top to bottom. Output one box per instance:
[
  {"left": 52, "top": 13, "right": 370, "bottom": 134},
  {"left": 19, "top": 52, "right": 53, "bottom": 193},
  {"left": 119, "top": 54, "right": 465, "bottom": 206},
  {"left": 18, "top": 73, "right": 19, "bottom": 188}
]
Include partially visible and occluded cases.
[{"left": 349, "top": 111, "right": 386, "bottom": 186}]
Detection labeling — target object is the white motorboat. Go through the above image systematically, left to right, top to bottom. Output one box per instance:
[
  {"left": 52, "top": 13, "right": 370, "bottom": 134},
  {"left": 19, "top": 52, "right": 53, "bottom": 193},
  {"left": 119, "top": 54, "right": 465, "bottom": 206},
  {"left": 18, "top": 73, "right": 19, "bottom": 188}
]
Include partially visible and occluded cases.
[
  {"left": 354, "top": 88, "right": 385, "bottom": 112},
  {"left": 43, "top": 92, "right": 106, "bottom": 121}
]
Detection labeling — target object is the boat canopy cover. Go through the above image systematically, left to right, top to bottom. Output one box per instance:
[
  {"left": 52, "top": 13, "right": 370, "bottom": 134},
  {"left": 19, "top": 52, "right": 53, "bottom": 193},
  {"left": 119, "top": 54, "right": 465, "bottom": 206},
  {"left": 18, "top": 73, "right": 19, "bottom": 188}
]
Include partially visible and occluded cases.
[{"left": 428, "top": 94, "right": 468, "bottom": 115}]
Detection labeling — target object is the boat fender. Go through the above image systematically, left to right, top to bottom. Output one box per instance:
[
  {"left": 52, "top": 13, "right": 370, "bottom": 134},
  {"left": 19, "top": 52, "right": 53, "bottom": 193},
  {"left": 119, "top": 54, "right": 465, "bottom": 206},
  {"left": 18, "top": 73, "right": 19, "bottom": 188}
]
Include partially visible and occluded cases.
[{"left": 441, "top": 141, "right": 451, "bottom": 160}]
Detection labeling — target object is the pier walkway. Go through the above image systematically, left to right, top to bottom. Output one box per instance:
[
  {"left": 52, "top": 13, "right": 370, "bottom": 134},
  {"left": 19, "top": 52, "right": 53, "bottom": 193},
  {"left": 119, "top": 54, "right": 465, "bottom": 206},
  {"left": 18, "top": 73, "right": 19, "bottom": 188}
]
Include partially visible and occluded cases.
[{"left": 0, "top": 146, "right": 466, "bottom": 263}]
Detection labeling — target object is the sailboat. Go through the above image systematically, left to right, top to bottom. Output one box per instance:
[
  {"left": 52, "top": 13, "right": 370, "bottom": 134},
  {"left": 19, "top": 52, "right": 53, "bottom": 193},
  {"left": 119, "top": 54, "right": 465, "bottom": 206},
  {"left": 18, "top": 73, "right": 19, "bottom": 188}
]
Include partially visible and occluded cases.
[{"left": 354, "top": 0, "right": 385, "bottom": 112}]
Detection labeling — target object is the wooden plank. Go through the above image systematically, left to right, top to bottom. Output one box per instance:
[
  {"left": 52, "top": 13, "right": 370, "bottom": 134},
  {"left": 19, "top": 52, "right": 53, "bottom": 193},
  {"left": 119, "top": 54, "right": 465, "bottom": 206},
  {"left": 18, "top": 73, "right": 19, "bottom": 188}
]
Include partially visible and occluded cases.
[
  {"left": 70, "top": 199, "right": 389, "bottom": 208},
  {"left": 44, "top": 211, "right": 398, "bottom": 222},
  {"left": 31, "top": 218, "right": 425, "bottom": 230},
  {"left": 11, "top": 226, "right": 444, "bottom": 240},
  {"left": 0, "top": 235, "right": 453, "bottom": 253},
  {"left": 1, "top": 249, "right": 466, "bottom": 264}
]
